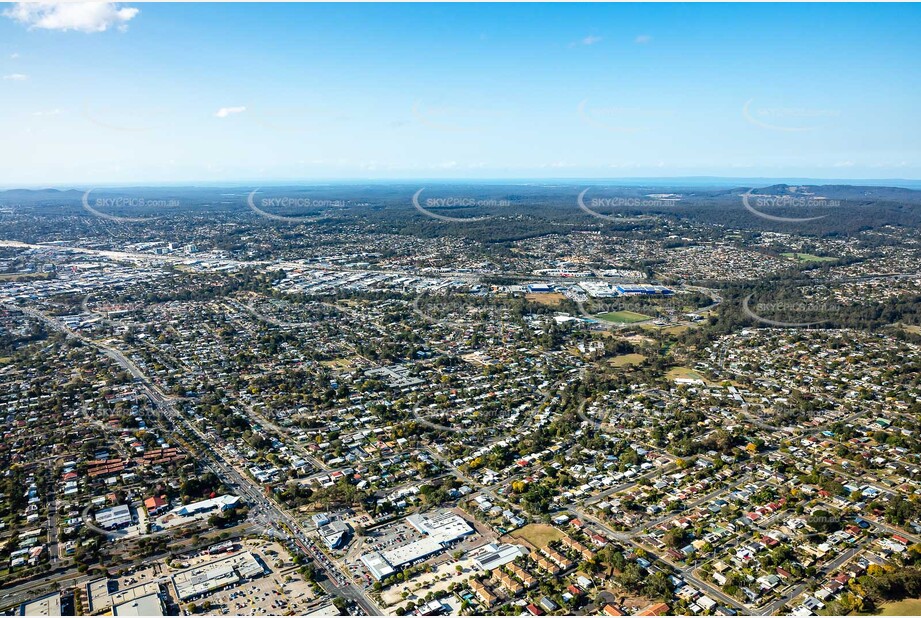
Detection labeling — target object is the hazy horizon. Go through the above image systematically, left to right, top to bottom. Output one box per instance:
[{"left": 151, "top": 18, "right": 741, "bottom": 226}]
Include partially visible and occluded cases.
[{"left": 5, "top": 176, "right": 921, "bottom": 193}]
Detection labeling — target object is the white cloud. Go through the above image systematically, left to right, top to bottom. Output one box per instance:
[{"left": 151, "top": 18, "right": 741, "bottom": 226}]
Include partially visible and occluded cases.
[
  {"left": 3, "top": 3, "right": 139, "bottom": 33},
  {"left": 635, "top": 34, "right": 653, "bottom": 44},
  {"left": 580, "top": 35, "right": 603, "bottom": 46},
  {"left": 10, "top": 52, "right": 20, "bottom": 59},
  {"left": 3, "top": 73, "right": 28, "bottom": 81},
  {"left": 214, "top": 106, "right": 246, "bottom": 118},
  {"left": 32, "top": 108, "right": 63, "bottom": 116},
  {"left": 833, "top": 161, "right": 855, "bottom": 168}
]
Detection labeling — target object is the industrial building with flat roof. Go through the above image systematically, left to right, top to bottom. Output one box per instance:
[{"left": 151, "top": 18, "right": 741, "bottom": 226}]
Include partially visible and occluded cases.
[{"left": 171, "top": 551, "right": 265, "bottom": 601}]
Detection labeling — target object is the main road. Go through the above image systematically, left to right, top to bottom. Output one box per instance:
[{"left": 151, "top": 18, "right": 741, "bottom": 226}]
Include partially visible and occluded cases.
[{"left": 7, "top": 303, "right": 383, "bottom": 616}]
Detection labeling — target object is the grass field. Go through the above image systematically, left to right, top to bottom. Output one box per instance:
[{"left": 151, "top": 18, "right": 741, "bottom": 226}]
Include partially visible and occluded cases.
[
  {"left": 782, "top": 252, "right": 836, "bottom": 263},
  {"left": 526, "top": 292, "right": 567, "bottom": 306},
  {"left": 596, "top": 310, "right": 652, "bottom": 324},
  {"left": 642, "top": 323, "right": 692, "bottom": 335},
  {"left": 609, "top": 353, "right": 646, "bottom": 367},
  {"left": 667, "top": 366, "right": 706, "bottom": 382},
  {"left": 509, "top": 523, "right": 564, "bottom": 548},
  {"left": 876, "top": 599, "right": 921, "bottom": 615}
]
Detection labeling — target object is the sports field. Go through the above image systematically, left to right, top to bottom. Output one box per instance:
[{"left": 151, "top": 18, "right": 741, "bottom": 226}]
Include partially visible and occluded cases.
[
  {"left": 782, "top": 252, "right": 836, "bottom": 263},
  {"left": 596, "top": 310, "right": 651, "bottom": 324}
]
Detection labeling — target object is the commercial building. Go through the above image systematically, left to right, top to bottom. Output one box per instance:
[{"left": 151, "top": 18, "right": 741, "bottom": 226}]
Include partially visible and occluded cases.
[
  {"left": 614, "top": 284, "right": 673, "bottom": 296},
  {"left": 175, "top": 494, "right": 239, "bottom": 517},
  {"left": 144, "top": 495, "right": 169, "bottom": 515},
  {"left": 94, "top": 504, "right": 132, "bottom": 530},
  {"left": 361, "top": 511, "right": 474, "bottom": 580},
  {"left": 406, "top": 511, "right": 474, "bottom": 543},
  {"left": 318, "top": 520, "right": 350, "bottom": 549},
  {"left": 472, "top": 543, "right": 529, "bottom": 570},
  {"left": 171, "top": 551, "right": 265, "bottom": 601},
  {"left": 360, "top": 551, "right": 396, "bottom": 581},
  {"left": 86, "top": 581, "right": 162, "bottom": 615},
  {"left": 19, "top": 593, "right": 61, "bottom": 616},
  {"left": 112, "top": 593, "right": 165, "bottom": 617}
]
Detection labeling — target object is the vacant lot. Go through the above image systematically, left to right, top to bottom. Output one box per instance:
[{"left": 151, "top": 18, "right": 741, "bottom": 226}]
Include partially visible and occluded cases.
[
  {"left": 526, "top": 292, "right": 567, "bottom": 306},
  {"left": 597, "top": 310, "right": 651, "bottom": 324},
  {"left": 657, "top": 325, "right": 692, "bottom": 335},
  {"left": 609, "top": 353, "right": 646, "bottom": 367},
  {"left": 320, "top": 357, "right": 355, "bottom": 369},
  {"left": 507, "top": 523, "right": 564, "bottom": 549}
]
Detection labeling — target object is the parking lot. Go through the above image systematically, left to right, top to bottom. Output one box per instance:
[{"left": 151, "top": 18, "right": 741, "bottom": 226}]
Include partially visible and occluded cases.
[
  {"left": 339, "top": 510, "right": 494, "bottom": 593},
  {"left": 342, "top": 519, "right": 427, "bottom": 588},
  {"left": 174, "top": 539, "right": 318, "bottom": 616},
  {"left": 191, "top": 568, "right": 317, "bottom": 616}
]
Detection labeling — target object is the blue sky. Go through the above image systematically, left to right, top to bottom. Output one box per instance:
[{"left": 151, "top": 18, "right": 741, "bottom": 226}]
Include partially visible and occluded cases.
[{"left": 1, "top": 2, "right": 919, "bottom": 186}]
